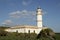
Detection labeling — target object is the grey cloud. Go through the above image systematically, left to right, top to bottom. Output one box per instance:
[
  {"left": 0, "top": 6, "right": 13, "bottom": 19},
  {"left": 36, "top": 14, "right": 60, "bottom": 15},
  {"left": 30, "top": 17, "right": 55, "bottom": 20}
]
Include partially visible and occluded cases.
[
  {"left": 9, "top": 10, "right": 36, "bottom": 18},
  {"left": 2, "top": 20, "right": 13, "bottom": 25}
]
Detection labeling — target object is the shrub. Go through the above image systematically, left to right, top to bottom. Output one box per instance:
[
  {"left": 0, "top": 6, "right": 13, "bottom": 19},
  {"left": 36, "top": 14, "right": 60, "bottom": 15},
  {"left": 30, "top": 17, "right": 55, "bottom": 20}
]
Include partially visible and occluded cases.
[
  {"left": 37, "top": 28, "right": 56, "bottom": 40},
  {"left": 0, "top": 30, "right": 8, "bottom": 36}
]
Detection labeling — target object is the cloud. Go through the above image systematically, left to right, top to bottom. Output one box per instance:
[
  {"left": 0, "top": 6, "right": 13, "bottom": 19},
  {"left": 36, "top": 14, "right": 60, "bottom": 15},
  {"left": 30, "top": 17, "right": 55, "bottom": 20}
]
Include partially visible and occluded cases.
[
  {"left": 22, "top": 0, "right": 32, "bottom": 6},
  {"left": 22, "top": 1, "right": 27, "bottom": 6},
  {"left": 9, "top": 10, "right": 36, "bottom": 18},
  {"left": 21, "top": 10, "right": 28, "bottom": 15},
  {"left": 9, "top": 11, "right": 21, "bottom": 18},
  {"left": 43, "top": 11, "right": 47, "bottom": 15},
  {"left": 2, "top": 20, "right": 13, "bottom": 25}
]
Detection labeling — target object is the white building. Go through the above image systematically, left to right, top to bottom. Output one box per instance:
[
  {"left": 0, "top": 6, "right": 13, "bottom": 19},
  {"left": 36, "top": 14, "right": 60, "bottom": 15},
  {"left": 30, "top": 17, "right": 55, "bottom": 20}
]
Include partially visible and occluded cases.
[{"left": 5, "top": 7, "right": 46, "bottom": 34}]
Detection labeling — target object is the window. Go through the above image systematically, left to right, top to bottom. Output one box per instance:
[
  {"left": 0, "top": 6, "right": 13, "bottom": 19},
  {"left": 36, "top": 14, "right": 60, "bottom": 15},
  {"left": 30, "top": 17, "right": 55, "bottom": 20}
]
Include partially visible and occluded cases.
[
  {"left": 28, "top": 30, "right": 30, "bottom": 33},
  {"left": 34, "top": 30, "right": 35, "bottom": 33}
]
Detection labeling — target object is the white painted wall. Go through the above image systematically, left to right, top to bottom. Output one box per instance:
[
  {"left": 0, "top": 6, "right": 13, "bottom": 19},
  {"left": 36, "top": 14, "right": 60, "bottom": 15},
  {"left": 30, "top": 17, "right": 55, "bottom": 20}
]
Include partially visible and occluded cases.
[
  {"left": 37, "top": 8, "right": 42, "bottom": 28},
  {"left": 37, "top": 15, "right": 42, "bottom": 20},
  {"left": 37, "top": 22, "right": 42, "bottom": 27},
  {"left": 5, "top": 28, "right": 42, "bottom": 34}
]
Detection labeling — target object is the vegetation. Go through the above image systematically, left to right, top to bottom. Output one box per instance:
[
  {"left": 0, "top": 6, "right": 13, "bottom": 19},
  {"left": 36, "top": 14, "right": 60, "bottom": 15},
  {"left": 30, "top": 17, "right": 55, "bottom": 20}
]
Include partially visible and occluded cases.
[
  {"left": 0, "top": 27, "right": 60, "bottom": 40},
  {"left": 37, "top": 28, "right": 56, "bottom": 40},
  {"left": 55, "top": 33, "right": 60, "bottom": 40}
]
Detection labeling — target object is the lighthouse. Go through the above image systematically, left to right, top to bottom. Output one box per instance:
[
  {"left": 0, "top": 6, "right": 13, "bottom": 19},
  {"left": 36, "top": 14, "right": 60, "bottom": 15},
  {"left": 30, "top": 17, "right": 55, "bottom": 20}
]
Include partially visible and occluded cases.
[
  {"left": 5, "top": 7, "right": 44, "bottom": 34},
  {"left": 37, "top": 7, "right": 42, "bottom": 28}
]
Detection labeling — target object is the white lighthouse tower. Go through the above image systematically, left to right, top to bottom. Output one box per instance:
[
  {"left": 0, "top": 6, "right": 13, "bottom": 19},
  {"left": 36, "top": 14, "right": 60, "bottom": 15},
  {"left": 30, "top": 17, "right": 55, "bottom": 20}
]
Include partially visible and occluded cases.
[{"left": 37, "top": 7, "right": 42, "bottom": 28}]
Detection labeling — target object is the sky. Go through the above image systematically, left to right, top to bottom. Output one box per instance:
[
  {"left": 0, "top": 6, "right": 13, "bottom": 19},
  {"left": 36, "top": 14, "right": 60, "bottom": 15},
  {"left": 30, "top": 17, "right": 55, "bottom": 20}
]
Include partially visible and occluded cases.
[{"left": 0, "top": 0, "right": 60, "bottom": 32}]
